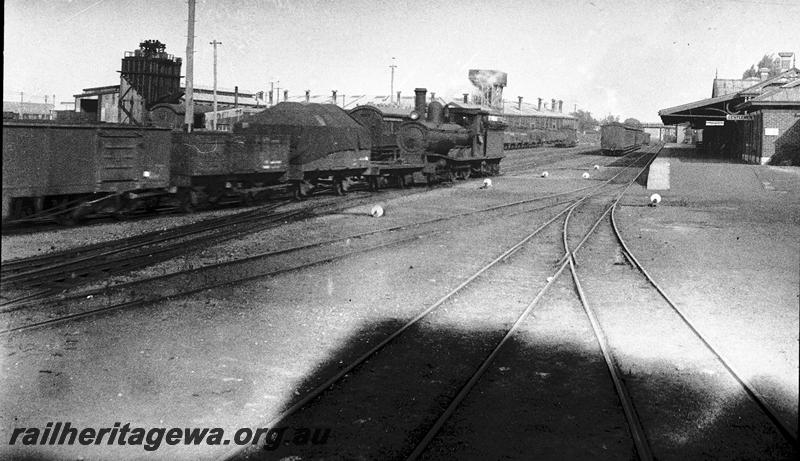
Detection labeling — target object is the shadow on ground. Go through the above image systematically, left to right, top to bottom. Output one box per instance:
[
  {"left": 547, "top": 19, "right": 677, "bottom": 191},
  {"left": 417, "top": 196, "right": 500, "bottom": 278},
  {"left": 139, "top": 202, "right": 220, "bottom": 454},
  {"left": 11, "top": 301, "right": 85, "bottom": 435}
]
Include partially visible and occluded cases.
[{"left": 220, "top": 319, "right": 798, "bottom": 461}]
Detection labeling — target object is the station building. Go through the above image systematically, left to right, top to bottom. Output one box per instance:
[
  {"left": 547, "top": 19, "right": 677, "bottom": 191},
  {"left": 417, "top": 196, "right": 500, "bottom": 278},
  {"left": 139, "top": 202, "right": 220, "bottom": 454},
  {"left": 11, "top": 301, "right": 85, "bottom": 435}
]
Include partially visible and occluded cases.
[{"left": 659, "top": 52, "right": 799, "bottom": 164}]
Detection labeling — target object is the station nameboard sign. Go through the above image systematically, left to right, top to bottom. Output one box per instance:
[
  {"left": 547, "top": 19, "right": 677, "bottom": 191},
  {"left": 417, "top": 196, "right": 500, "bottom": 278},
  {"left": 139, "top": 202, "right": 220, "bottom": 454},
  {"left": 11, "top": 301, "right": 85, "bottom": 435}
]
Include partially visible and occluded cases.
[
  {"left": 726, "top": 114, "right": 753, "bottom": 121},
  {"left": 706, "top": 121, "right": 725, "bottom": 126}
]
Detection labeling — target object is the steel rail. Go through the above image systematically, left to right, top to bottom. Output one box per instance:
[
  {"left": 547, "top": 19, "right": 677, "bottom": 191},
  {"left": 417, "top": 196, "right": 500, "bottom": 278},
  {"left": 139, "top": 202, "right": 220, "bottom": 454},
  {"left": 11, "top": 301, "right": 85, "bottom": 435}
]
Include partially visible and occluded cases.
[
  {"left": 405, "top": 149, "right": 659, "bottom": 461},
  {"left": 0, "top": 174, "right": 621, "bottom": 313},
  {"left": 610, "top": 179, "right": 799, "bottom": 448},
  {"left": 564, "top": 186, "right": 656, "bottom": 461},
  {"left": 0, "top": 196, "right": 582, "bottom": 331},
  {"left": 217, "top": 199, "right": 584, "bottom": 461},
  {"left": 2, "top": 200, "right": 291, "bottom": 270},
  {"left": 1, "top": 201, "right": 292, "bottom": 279},
  {"left": 1, "top": 209, "right": 304, "bottom": 289}
]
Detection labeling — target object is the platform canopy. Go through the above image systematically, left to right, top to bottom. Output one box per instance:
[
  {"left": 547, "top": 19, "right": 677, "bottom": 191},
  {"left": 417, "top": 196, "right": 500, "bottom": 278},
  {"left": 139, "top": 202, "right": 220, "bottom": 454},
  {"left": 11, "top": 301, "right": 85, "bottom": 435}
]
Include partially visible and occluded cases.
[
  {"left": 659, "top": 68, "right": 800, "bottom": 128},
  {"left": 658, "top": 93, "right": 738, "bottom": 128}
]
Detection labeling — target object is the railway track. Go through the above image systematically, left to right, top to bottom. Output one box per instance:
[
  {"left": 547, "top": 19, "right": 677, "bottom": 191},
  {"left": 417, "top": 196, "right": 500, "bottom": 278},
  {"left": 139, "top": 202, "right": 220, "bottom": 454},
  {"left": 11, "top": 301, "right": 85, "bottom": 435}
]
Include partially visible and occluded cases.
[
  {"left": 215, "top": 143, "right": 794, "bottom": 460},
  {"left": 6, "top": 144, "right": 791, "bottom": 458},
  {"left": 501, "top": 144, "right": 603, "bottom": 173},
  {"left": 218, "top": 147, "right": 660, "bottom": 460},
  {"left": 0, "top": 150, "right": 645, "bottom": 333},
  {"left": 0, "top": 201, "right": 304, "bottom": 301}
]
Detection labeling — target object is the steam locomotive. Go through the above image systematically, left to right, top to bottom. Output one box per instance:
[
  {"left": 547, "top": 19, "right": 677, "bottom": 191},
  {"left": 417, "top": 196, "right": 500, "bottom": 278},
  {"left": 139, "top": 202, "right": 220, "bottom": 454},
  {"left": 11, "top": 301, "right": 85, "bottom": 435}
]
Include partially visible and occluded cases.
[{"left": 349, "top": 87, "right": 505, "bottom": 185}]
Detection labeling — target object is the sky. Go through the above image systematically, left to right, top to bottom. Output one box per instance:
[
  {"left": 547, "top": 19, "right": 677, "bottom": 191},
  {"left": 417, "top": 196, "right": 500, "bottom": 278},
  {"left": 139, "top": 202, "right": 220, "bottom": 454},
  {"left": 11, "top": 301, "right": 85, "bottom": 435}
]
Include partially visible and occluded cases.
[{"left": 3, "top": 0, "right": 800, "bottom": 122}]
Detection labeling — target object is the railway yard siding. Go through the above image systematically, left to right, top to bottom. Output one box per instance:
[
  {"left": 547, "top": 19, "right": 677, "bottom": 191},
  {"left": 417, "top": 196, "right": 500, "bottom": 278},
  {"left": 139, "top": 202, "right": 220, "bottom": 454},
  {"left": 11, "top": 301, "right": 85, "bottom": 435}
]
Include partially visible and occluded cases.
[{"left": 1, "top": 147, "right": 798, "bottom": 459}]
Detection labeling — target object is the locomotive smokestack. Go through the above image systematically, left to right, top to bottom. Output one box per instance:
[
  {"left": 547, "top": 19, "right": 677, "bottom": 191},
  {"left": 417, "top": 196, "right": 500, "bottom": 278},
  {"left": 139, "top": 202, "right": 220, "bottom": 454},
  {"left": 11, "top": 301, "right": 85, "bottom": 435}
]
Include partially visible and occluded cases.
[
  {"left": 414, "top": 88, "right": 427, "bottom": 116},
  {"left": 283, "top": 90, "right": 288, "bottom": 102},
  {"left": 305, "top": 90, "right": 310, "bottom": 103},
  {"left": 332, "top": 90, "right": 337, "bottom": 105},
  {"left": 430, "top": 92, "right": 436, "bottom": 102},
  {"left": 463, "top": 93, "right": 469, "bottom": 104},
  {"left": 518, "top": 96, "right": 523, "bottom": 110},
  {"left": 538, "top": 98, "right": 542, "bottom": 111},
  {"left": 551, "top": 99, "right": 556, "bottom": 112},
  {"left": 558, "top": 100, "right": 563, "bottom": 113}
]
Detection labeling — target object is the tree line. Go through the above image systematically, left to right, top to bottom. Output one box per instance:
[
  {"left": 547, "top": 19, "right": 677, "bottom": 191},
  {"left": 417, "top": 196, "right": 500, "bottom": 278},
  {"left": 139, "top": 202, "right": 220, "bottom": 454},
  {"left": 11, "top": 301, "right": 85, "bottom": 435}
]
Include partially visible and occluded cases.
[{"left": 741, "top": 54, "right": 784, "bottom": 79}]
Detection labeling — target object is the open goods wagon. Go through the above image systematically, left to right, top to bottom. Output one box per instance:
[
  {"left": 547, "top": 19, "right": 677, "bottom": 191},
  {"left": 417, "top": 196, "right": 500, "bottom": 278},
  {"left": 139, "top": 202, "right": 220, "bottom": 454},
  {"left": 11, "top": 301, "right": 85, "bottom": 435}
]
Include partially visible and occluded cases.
[
  {"left": 2, "top": 122, "right": 171, "bottom": 223},
  {"left": 171, "top": 131, "right": 289, "bottom": 210}
]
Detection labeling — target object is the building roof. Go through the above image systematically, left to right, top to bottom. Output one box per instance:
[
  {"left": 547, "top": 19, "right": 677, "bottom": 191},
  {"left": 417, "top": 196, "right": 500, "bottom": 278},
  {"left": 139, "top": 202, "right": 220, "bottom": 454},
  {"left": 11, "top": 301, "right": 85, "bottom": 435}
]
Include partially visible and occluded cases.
[
  {"left": 660, "top": 68, "right": 800, "bottom": 127},
  {"left": 739, "top": 68, "right": 800, "bottom": 96},
  {"left": 712, "top": 78, "right": 759, "bottom": 98},
  {"left": 736, "top": 79, "right": 800, "bottom": 110},
  {"left": 74, "top": 83, "right": 264, "bottom": 107},
  {"left": 74, "top": 85, "right": 121, "bottom": 97},
  {"left": 279, "top": 94, "right": 450, "bottom": 110},
  {"left": 501, "top": 100, "right": 575, "bottom": 119},
  {"left": 3, "top": 101, "right": 55, "bottom": 115},
  {"left": 149, "top": 102, "right": 215, "bottom": 114}
]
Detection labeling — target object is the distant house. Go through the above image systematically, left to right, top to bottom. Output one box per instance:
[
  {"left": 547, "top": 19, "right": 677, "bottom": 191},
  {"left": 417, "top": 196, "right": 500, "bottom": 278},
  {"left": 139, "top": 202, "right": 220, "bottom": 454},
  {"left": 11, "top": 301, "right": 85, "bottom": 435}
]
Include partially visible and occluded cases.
[{"left": 2, "top": 101, "right": 55, "bottom": 120}]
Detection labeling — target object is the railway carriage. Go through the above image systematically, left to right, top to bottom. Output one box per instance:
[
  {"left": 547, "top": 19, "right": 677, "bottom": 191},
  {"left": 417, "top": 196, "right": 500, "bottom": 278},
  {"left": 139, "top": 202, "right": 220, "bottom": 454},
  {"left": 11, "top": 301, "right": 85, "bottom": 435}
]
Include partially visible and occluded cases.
[
  {"left": 501, "top": 108, "right": 578, "bottom": 149},
  {"left": 600, "top": 122, "right": 644, "bottom": 155}
]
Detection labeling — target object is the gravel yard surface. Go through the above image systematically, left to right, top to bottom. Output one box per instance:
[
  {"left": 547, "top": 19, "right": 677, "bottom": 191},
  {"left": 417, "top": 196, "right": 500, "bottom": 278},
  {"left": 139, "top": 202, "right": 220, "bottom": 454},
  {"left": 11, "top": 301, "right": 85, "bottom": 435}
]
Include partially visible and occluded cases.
[{"left": 2, "top": 145, "right": 797, "bottom": 460}]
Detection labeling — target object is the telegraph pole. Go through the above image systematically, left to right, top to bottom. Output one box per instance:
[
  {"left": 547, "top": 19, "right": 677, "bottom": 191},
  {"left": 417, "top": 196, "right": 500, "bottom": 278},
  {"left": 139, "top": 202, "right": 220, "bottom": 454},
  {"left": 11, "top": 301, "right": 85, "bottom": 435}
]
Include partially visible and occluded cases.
[
  {"left": 185, "top": 0, "right": 196, "bottom": 132},
  {"left": 210, "top": 40, "right": 222, "bottom": 130},
  {"left": 389, "top": 57, "right": 397, "bottom": 104},
  {"left": 269, "top": 80, "right": 274, "bottom": 106}
]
